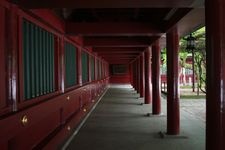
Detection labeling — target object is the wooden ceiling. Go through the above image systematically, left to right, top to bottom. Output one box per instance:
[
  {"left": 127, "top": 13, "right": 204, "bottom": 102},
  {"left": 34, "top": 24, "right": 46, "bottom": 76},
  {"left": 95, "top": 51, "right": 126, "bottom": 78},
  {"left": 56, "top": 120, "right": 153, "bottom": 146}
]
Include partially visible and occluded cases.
[
  {"left": 14, "top": 0, "right": 205, "bottom": 64},
  {"left": 14, "top": 0, "right": 204, "bottom": 8}
]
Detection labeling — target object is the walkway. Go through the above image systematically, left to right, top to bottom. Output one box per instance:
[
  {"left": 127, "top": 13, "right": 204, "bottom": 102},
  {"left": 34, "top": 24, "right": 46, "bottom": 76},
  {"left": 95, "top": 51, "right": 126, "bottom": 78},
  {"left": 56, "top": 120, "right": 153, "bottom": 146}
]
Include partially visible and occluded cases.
[{"left": 65, "top": 84, "right": 205, "bottom": 150}]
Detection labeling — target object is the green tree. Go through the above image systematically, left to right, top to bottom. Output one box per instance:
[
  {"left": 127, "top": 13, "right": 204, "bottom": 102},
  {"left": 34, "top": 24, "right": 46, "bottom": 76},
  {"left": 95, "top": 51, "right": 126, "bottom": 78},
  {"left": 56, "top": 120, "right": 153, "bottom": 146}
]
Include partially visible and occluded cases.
[
  {"left": 180, "top": 27, "right": 206, "bottom": 93},
  {"left": 193, "top": 27, "right": 206, "bottom": 93},
  {"left": 160, "top": 48, "right": 167, "bottom": 74}
]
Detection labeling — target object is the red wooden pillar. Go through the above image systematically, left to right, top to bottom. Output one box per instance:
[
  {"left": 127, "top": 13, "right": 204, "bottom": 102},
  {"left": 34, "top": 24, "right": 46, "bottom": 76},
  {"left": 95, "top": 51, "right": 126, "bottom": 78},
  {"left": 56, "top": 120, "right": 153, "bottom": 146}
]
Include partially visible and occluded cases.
[
  {"left": 205, "top": 0, "right": 225, "bottom": 149},
  {"left": 0, "top": 5, "right": 6, "bottom": 110},
  {"left": 6, "top": 5, "right": 18, "bottom": 112},
  {"left": 166, "top": 26, "right": 180, "bottom": 135},
  {"left": 59, "top": 37, "right": 65, "bottom": 93},
  {"left": 152, "top": 40, "right": 161, "bottom": 114},
  {"left": 144, "top": 47, "right": 152, "bottom": 104},
  {"left": 77, "top": 48, "right": 82, "bottom": 86},
  {"left": 140, "top": 53, "right": 145, "bottom": 97},
  {"left": 88, "top": 55, "right": 92, "bottom": 82},
  {"left": 95, "top": 56, "right": 98, "bottom": 81},
  {"left": 137, "top": 57, "right": 140, "bottom": 94},
  {"left": 135, "top": 60, "right": 138, "bottom": 91},
  {"left": 133, "top": 61, "right": 137, "bottom": 90},
  {"left": 135, "top": 61, "right": 137, "bottom": 91},
  {"left": 130, "top": 63, "right": 133, "bottom": 87}
]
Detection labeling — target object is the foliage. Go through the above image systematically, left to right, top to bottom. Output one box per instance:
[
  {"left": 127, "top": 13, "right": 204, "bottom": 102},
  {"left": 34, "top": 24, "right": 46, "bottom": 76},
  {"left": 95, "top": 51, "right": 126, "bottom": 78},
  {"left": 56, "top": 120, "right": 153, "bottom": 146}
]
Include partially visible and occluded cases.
[
  {"left": 160, "top": 27, "right": 206, "bottom": 94},
  {"left": 183, "top": 27, "right": 206, "bottom": 93},
  {"left": 161, "top": 47, "right": 167, "bottom": 67}
]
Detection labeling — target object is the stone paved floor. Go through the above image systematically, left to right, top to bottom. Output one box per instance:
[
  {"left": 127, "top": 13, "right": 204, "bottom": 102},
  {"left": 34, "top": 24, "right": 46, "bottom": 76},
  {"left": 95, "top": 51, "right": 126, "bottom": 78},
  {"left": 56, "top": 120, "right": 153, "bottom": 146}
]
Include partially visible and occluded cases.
[
  {"left": 65, "top": 84, "right": 205, "bottom": 150},
  {"left": 180, "top": 99, "right": 205, "bottom": 122}
]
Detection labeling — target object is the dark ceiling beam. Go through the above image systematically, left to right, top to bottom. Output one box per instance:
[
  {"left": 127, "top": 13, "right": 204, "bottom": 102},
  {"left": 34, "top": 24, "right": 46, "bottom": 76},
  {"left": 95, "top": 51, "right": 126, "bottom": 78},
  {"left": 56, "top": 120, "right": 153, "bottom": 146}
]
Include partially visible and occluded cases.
[
  {"left": 13, "top": 0, "right": 204, "bottom": 8},
  {"left": 66, "top": 22, "right": 162, "bottom": 36},
  {"left": 84, "top": 37, "right": 157, "bottom": 47},
  {"left": 93, "top": 47, "right": 145, "bottom": 52}
]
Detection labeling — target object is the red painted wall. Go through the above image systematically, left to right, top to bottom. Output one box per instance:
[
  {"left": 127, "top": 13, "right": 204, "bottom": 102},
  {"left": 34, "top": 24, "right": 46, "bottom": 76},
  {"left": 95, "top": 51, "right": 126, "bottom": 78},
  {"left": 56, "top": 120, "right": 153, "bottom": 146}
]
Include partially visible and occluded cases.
[
  {"left": 0, "top": 1, "right": 109, "bottom": 149},
  {"left": 109, "top": 64, "right": 131, "bottom": 84},
  {"left": 110, "top": 75, "right": 130, "bottom": 83}
]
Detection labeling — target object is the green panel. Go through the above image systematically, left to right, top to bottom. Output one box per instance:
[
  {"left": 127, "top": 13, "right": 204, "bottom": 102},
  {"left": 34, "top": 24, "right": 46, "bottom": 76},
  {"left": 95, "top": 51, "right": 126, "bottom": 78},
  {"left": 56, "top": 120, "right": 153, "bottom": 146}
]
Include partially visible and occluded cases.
[
  {"left": 22, "top": 20, "right": 55, "bottom": 100},
  {"left": 30, "top": 23, "right": 35, "bottom": 98},
  {"left": 34, "top": 26, "right": 39, "bottom": 97},
  {"left": 39, "top": 28, "right": 43, "bottom": 95},
  {"left": 41, "top": 29, "right": 45, "bottom": 95},
  {"left": 42, "top": 30, "right": 46, "bottom": 94},
  {"left": 44, "top": 30, "right": 47, "bottom": 94},
  {"left": 46, "top": 31, "right": 49, "bottom": 93},
  {"left": 47, "top": 32, "right": 50, "bottom": 93},
  {"left": 48, "top": 33, "right": 50, "bottom": 92},
  {"left": 50, "top": 34, "right": 55, "bottom": 92},
  {"left": 52, "top": 35, "right": 55, "bottom": 91},
  {"left": 65, "top": 42, "right": 77, "bottom": 88},
  {"left": 82, "top": 51, "right": 88, "bottom": 83},
  {"left": 91, "top": 56, "right": 95, "bottom": 81},
  {"left": 97, "top": 60, "right": 99, "bottom": 80},
  {"left": 98, "top": 60, "right": 101, "bottom": 80},
  {"left": 100, "top": 62, "right": 102, "bottom": 79},
  {"left": 102, "top": 63, "right": 105, "bottom": 78}
]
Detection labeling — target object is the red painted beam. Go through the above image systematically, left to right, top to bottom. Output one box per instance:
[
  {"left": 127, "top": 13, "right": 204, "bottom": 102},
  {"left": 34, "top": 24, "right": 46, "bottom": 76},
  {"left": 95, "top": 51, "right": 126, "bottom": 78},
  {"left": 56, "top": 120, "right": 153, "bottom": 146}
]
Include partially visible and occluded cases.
[
  {"left": 13, "top": 0, "right": 204, "bottom": 8},
  {"left": 31, "top": 9, "right": 65, "bottom": 33},
  {"left": 66, "top": 22, "right": 162, "bottom": 36},
  {"left": 84, "top": 37, "right": 156, "bottom": 47},
  {"left": 93, "top": 47, "right": 145, "bottom": 53},
  {"left": 97, "top": 51, "right": 142, "bottom": 54},
  {"left": 97, "top": 52, "right": 141, "bottom": 56},
  {"left": 97, "top": 52, "right": 142, "bottom": 55},
  {"left": 98, "top": 52, "right": 138, "bottom": 56},
  {"left": 99, "top": 53, "right": 139, "bottom": 60},
  {"left": 99, "top": 55, "right": 138, "bottom": 60},
  {"left": 100, "top": 55, "right": 137, "bottom": 59},
  {"left": 106, "top": 57, "right": 134, "bottom": 59},
  {"left": 103, "top": 58, "right": 135, "bottom": 62},
  {"left": 104, "top": 58, "right": 134, "bottom": 60},
  {"left": 107, "top": 59, "right": 133, "bottom": 62},
  {"left": 108, "top": 62, "right": 131, "bottom": 65}
]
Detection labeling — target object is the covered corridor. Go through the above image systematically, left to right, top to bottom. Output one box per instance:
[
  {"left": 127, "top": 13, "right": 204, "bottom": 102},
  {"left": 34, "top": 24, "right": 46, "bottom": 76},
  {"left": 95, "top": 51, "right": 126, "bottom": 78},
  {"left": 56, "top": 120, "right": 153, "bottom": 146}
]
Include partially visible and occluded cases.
[
  {"left": 0, "top": 0, "right": 225, "bottom": 149},
  {"left": 65, "top": 84, "right": 205, "bottom": 150}
]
